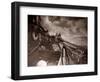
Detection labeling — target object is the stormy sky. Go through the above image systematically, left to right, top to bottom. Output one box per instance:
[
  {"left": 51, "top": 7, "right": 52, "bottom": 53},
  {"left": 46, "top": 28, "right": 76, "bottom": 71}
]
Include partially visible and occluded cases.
[{"left": 40, "top": 16, "right": 87, "bottom": 46}]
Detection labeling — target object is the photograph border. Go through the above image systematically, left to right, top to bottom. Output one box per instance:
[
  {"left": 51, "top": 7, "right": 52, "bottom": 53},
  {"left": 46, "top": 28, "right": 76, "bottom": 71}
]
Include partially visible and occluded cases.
[{"left": 11, "top": 1, "right": 98, "bottom": 80}]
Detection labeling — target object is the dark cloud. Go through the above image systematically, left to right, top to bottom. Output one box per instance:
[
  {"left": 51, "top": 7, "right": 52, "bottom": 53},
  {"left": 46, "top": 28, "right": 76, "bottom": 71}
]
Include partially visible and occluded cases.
[{"left": 40, "top": 16, "right": 87, "bottom": 46}]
